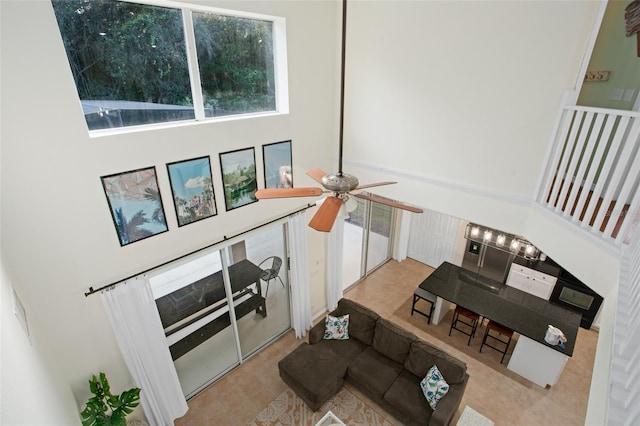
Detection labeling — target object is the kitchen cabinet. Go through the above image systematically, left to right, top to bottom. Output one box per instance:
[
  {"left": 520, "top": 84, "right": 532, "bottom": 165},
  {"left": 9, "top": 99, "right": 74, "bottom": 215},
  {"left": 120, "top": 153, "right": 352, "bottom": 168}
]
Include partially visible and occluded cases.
[
  {"left": 506, "top": 263, "right": 557, "bottom": 300},
  {"left": 507, "top": 335, "right": 568, "bottom": 387}
]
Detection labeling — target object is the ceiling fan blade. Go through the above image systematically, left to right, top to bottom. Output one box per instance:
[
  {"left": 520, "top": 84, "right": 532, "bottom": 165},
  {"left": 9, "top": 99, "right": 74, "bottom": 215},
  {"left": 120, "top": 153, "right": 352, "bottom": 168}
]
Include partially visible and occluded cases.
[
  {"left": 306, "top": 168, "right": 327, "bottom": 184},
  {"left": 355, "top": 181, "right": 397, "bottom": 190},
  {"left": 255, "top": 187, "right": 323, "bottom": 199},
  {"left": 352, "top": 192, "right": 423, "bottom": 214},
  {"left": 309, "top": 196, "right": 343, "bottom": 232}
]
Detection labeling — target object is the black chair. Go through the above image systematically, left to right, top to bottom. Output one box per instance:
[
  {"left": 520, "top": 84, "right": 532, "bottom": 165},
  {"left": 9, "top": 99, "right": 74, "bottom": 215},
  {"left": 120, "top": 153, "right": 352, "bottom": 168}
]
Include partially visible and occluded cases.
[
  {"left": 258, "top": 256, "right": 285, "bottom": 297},
  {"left": 411, "top": 287, "right": 437, "bottom": 324},
  {"left": 449, "top": 305, "right": 481, "bottom": 345},
  {"left": 479, "top": 320, "right": 514, "bottom": 364}
]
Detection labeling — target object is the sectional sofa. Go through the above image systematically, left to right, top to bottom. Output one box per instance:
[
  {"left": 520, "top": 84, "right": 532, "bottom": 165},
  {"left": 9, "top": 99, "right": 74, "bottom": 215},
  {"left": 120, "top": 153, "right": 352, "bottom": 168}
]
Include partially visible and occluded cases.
[{"left": 278, "top": 298, "right": 469, "bottom": 426}]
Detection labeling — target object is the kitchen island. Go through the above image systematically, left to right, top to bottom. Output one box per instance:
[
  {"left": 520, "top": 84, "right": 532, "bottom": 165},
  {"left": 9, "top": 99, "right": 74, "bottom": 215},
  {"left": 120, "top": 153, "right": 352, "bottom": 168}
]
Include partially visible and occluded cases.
[{"left": 418, "top": 261, "right": 581, "bottom": 387}]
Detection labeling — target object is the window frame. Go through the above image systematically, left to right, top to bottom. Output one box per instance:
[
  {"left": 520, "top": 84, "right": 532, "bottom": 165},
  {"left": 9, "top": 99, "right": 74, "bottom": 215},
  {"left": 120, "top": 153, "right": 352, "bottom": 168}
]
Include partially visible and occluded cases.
[{"left": 57, "top": 0, "right": 289, "bottom": 137}]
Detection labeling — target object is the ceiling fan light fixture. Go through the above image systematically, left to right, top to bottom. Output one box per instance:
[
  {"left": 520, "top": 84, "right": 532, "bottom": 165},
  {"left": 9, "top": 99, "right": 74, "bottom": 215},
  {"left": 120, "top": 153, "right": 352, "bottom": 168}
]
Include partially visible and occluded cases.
[
  {"left": 321, "top": 172, "right": 359, "bottom": 192},
  {"left": 345, "top": 195, "right": 358, "bottom": 212}
]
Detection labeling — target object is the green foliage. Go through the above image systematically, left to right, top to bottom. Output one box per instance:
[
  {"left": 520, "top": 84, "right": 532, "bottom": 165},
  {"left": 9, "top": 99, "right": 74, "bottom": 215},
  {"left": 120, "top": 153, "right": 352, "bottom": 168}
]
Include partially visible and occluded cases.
[
  {"left": 50, "top": 0, "right": 276, "bottom": 115},
  {"left": 80, "top": 372, "right": 141, "bottom": 426}
]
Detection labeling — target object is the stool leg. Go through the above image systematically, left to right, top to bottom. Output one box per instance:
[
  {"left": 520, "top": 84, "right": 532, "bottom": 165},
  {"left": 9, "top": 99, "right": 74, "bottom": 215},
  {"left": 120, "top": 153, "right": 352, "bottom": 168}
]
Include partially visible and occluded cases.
[
  {"left": 449, "top": 311, "right": 457, "bottom": 336},
  {"left": 467, "top": 318, "right": 477, "bottom": 346},
  {"left": 479, "top": 327, "right": 490, "bottom": 353},
  {"left": 501, "top": 336, "right": 512, "bottom": 364}
]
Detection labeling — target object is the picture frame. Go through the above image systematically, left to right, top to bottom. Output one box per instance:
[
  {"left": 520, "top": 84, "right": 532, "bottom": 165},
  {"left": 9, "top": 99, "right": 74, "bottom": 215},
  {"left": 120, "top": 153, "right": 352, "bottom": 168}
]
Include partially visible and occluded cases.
[
  {"left": 262, "top": 140, "right": 293, "bottom": 189},
  {"left": 219, "top": 147, "right": 258, "bottom": 211},
  {"left": 166, "top": 156, "right": 217, "bottom": 227},
  {"left": 101, "top": 166, "right": 168, "bottom": 246}
]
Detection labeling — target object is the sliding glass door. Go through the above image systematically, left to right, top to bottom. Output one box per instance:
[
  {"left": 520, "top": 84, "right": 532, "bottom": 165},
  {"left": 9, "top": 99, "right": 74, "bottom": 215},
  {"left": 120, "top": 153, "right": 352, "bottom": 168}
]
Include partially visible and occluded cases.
[
  {"left": 342, "top": 196, "right": 396, "bottom": 289},
  {"left": 149, "top": 223, "right": 291, "bottom": 398},
  {"left": 230, "top": 225, "right": 290, "bottom": 358},
  {"left": 151, "top": 249, "right": 239, "bottom": 397}
]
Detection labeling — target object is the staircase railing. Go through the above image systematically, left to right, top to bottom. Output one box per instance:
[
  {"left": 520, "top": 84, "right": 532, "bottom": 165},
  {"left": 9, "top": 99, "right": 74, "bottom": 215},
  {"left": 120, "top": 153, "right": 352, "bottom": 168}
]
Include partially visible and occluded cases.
[{"left": 536, "top": 105, "right": 640, "bottom": 246}]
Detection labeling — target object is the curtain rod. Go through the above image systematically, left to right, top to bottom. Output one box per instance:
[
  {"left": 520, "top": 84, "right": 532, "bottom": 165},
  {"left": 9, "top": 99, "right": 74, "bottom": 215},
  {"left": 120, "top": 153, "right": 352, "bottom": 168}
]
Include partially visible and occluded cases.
[{"left": 85, "top": 203, "right": 315, "bottom": 297}]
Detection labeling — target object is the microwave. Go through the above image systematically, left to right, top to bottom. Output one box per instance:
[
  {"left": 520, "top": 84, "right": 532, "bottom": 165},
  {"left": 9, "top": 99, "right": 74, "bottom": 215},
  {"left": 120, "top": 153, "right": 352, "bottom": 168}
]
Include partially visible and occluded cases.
[{"left": 549, "top": 276, "right": 603, "bottom": 329}]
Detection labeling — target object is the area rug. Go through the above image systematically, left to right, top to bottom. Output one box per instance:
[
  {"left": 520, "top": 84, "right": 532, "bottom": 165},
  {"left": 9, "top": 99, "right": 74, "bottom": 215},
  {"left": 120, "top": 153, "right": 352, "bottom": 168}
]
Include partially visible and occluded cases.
[
  {"left": 247, "top": 387, "right": 395, "bottom": 426},
  {"left": 456, "top": 406, "right": 495, "bottom": 426}
]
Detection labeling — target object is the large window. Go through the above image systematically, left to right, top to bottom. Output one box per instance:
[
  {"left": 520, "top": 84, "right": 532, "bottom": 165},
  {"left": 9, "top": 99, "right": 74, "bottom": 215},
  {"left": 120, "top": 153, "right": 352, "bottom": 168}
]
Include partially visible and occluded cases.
[{"left": 51, "top": 0, "right": 284, "bottom": 132}]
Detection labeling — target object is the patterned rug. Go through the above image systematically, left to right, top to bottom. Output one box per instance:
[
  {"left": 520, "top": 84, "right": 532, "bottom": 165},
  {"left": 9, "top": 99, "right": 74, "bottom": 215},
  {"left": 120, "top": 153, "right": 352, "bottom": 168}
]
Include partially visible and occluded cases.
[{"left": 247, "top": 387, "right": 395, "bottom": 426}]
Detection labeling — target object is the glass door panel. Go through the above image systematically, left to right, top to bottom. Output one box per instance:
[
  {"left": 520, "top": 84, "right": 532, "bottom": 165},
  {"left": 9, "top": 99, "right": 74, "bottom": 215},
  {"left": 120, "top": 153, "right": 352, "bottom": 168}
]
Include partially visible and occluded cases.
[
  {"left": 343, "top": 198, "right": 365, "bottom": 290},
  {"left": 366, "top": 203, "right": 394, "bottom": 273},
  {"left": 227, "top": 225, "right": 291, "bottom": 358},
  {"left": 150, "top": 250, "right": 240, "bottom": 398}
]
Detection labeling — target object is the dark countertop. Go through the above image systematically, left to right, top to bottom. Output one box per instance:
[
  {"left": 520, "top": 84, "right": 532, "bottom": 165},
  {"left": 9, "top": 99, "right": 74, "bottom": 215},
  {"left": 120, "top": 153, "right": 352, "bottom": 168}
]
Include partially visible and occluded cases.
[{"left": 419, "top": 262, "right": 581, "bottom": 356}]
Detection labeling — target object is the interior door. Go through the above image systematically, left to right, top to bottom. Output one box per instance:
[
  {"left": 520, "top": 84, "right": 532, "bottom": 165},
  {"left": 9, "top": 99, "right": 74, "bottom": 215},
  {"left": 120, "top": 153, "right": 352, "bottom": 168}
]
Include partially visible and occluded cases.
[{"left": 408, "top": 209, "right": 461, "bottom": 268}]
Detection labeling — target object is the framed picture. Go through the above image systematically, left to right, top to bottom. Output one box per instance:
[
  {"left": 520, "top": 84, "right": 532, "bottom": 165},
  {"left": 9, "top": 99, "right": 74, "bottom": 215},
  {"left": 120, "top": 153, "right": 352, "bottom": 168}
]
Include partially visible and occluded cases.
[
  {"left": 263, "top": 140, "right": 293, "bottom": 189},
  {"left": 219, "top": 147, "right": 258, "bottom": 211},
  {"left": 166, "top": 156, "right": 217, "bottom": 227},
  {"left": 101, "top": 166, "right": 168, "bottom": 246}
]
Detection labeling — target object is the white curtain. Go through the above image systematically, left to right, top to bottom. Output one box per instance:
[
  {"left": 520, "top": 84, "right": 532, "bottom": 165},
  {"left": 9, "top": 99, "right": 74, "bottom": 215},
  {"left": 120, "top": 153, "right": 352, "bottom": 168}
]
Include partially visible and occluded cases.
[
  {"left": 326, "top": 205, "right": 346, "bottom": 311},
  {"left": 287, "top": 212, "right": 312, "bottom": 338},
  {"left": 101, "top": 277, "right": 188, "bottom": 426}
]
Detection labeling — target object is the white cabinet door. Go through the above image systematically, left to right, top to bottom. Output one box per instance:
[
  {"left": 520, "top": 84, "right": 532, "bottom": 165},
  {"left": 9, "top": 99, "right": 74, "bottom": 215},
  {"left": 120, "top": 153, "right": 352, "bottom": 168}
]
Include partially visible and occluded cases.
[
  {"left": 506, "top": 263, "right": 557, "bottom": 300},
  {"left": 506, "top": 269, "right": 530, "bottom": 292},
  {"left": 528, "top": 277, "right": 555, "bottom": 300}
]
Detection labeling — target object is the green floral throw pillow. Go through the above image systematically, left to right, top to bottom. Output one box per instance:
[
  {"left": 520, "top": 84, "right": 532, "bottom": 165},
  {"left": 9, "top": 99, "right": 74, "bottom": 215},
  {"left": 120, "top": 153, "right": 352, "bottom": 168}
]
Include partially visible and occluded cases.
[
  {"left": 323, "top": 314, "right": 350, "bottom": 340},
  {"left": 421, "top": 364, "right": 450, "bottom": 410}
]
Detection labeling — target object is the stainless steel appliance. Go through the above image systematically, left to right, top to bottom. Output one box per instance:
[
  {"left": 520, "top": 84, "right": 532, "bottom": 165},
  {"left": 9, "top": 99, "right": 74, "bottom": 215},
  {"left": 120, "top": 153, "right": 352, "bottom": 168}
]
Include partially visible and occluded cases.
[
  {"left": 462, "top": 223, "right": 522, "bottom": 282},
  {"left": 462, "top": 237, "right": 514, "bottom": 283},
  {"left": 549, "top": 269, "right": 603, "bottom": 329}
]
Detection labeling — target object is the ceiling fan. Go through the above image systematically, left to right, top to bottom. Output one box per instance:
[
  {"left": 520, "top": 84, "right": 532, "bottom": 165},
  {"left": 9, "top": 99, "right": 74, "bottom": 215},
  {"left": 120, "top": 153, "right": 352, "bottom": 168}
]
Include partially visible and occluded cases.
[{"left": 255, "top": 0, "right": 423, "bottom": 232}]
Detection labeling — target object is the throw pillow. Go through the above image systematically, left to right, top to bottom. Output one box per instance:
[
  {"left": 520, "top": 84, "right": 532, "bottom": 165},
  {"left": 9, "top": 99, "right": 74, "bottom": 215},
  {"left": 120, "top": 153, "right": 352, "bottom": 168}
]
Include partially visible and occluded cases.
[
  {"left": 323, "top": 314, "right": 350, "bottom": 340},
  {"left": 420, "top": 364, "right": 450, "bottom": 410}
]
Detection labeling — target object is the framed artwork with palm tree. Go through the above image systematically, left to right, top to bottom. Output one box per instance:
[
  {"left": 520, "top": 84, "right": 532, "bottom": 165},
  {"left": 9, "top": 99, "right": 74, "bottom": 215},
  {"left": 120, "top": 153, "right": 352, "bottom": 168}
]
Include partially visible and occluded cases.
[
  {"left": 219, "top": 147, "right": 258, "bottom": 211},
  {"left": 166, "top": 156, "right": 217, "bottom": 227},
  {"left": 101, "top": 166, "right": 168, "bottom": 246}
]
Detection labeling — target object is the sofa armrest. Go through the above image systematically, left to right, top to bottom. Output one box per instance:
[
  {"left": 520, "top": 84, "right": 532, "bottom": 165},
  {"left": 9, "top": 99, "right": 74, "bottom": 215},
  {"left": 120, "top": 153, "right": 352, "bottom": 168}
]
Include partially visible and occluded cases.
[
  {"left": 308, "top": 319, "right": 326, "bottom": 344},
  {"left": 429, "top": 373, "right": 469, "bottom": 426}
]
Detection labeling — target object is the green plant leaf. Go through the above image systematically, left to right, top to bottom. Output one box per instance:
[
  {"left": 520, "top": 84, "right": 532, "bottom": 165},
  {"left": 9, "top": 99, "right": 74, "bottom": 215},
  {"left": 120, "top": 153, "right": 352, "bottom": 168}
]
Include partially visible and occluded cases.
[{"left": 80, "top": 372, "right": 140, "bottom": 426}]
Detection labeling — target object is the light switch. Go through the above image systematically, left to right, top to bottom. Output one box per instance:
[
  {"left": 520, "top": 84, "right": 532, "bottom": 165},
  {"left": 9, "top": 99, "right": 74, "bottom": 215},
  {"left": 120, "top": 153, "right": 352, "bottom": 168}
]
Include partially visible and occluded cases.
[
  {"left": 611, "top": 88, "right": 624, "bottom": 101},
  {"left": 623, "top": 89, "right": 635, "bottom": 102}
]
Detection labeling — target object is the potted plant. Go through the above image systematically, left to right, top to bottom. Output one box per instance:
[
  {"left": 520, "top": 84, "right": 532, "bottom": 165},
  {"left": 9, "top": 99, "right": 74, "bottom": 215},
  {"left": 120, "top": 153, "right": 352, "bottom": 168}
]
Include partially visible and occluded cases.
[{"left": 80, "top": 372, "right": 141, "bottom": 426}]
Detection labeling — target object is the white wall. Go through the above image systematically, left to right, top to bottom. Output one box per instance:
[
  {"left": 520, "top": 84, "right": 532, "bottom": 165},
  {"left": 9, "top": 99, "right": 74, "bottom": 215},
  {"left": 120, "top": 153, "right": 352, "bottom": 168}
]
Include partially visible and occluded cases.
[
  {"left": 0, "top": 0, "right": 338, "bottom": 410},
  {"left": 0, "top": 0, "right": 617, "bottom": 423},
  {"left": 338, "top": 1, "right": 612, "bottom": 424},
  {"left": 1, "top": 260, "right": 80, "bottom": 425}
]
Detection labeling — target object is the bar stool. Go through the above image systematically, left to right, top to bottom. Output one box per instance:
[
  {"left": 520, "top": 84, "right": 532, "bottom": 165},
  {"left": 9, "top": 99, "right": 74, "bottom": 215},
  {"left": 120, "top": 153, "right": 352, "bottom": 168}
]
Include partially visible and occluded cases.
[
  {"left": 411, "top": 287, "right": 437, "bottom": 324},
  {"left": 449, "top": 305, "right": 480, "bottom": 345},
  {"left": 479, "top": 320, "right": 514, "bottom": 363}
]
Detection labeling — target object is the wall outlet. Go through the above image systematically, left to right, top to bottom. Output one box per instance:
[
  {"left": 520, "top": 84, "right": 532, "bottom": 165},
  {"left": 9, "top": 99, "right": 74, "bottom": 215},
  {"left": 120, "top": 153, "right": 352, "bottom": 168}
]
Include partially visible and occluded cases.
[
  {"left": 611, "top": 88, "right": 624, "bottom": 101},
  {"left": 623, "top": 89, "right": 635, "bottom": 102}
]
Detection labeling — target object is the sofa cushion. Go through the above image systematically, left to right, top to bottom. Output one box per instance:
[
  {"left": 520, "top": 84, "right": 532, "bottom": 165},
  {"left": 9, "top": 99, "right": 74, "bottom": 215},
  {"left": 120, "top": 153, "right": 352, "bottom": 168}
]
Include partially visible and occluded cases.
[
  {"left": 334, "top": 299, "right": 379, "bottom": 346},
  {"left": 324, "top": 314, "right": 350, "bottom": 340},
  {"left": 372, "top": 318, "right": 416, "bottom": 364},
  {"left": 313, "top": 337, "right": 368, "bottom": 365},
  {"left": 405, "top": 340, "right": 467, "bottom": 384},
  {"left": 278, "top": 343, "right": 348, "bottom": 411},
  {"left": 348, "top": 346, "right": 403, "bottom": 399},
  {"left": 421, "top": 364, "right": 450, "bottom": 410},
  {"left": 383, "top": 369, "right": 432, "bottom": 424}
]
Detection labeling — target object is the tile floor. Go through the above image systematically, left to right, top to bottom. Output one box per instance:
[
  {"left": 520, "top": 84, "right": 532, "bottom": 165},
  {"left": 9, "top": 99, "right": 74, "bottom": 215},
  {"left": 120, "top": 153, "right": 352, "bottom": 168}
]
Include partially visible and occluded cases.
[{"left": 175, "top": 258, "right": 598, "bottom": 426}]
